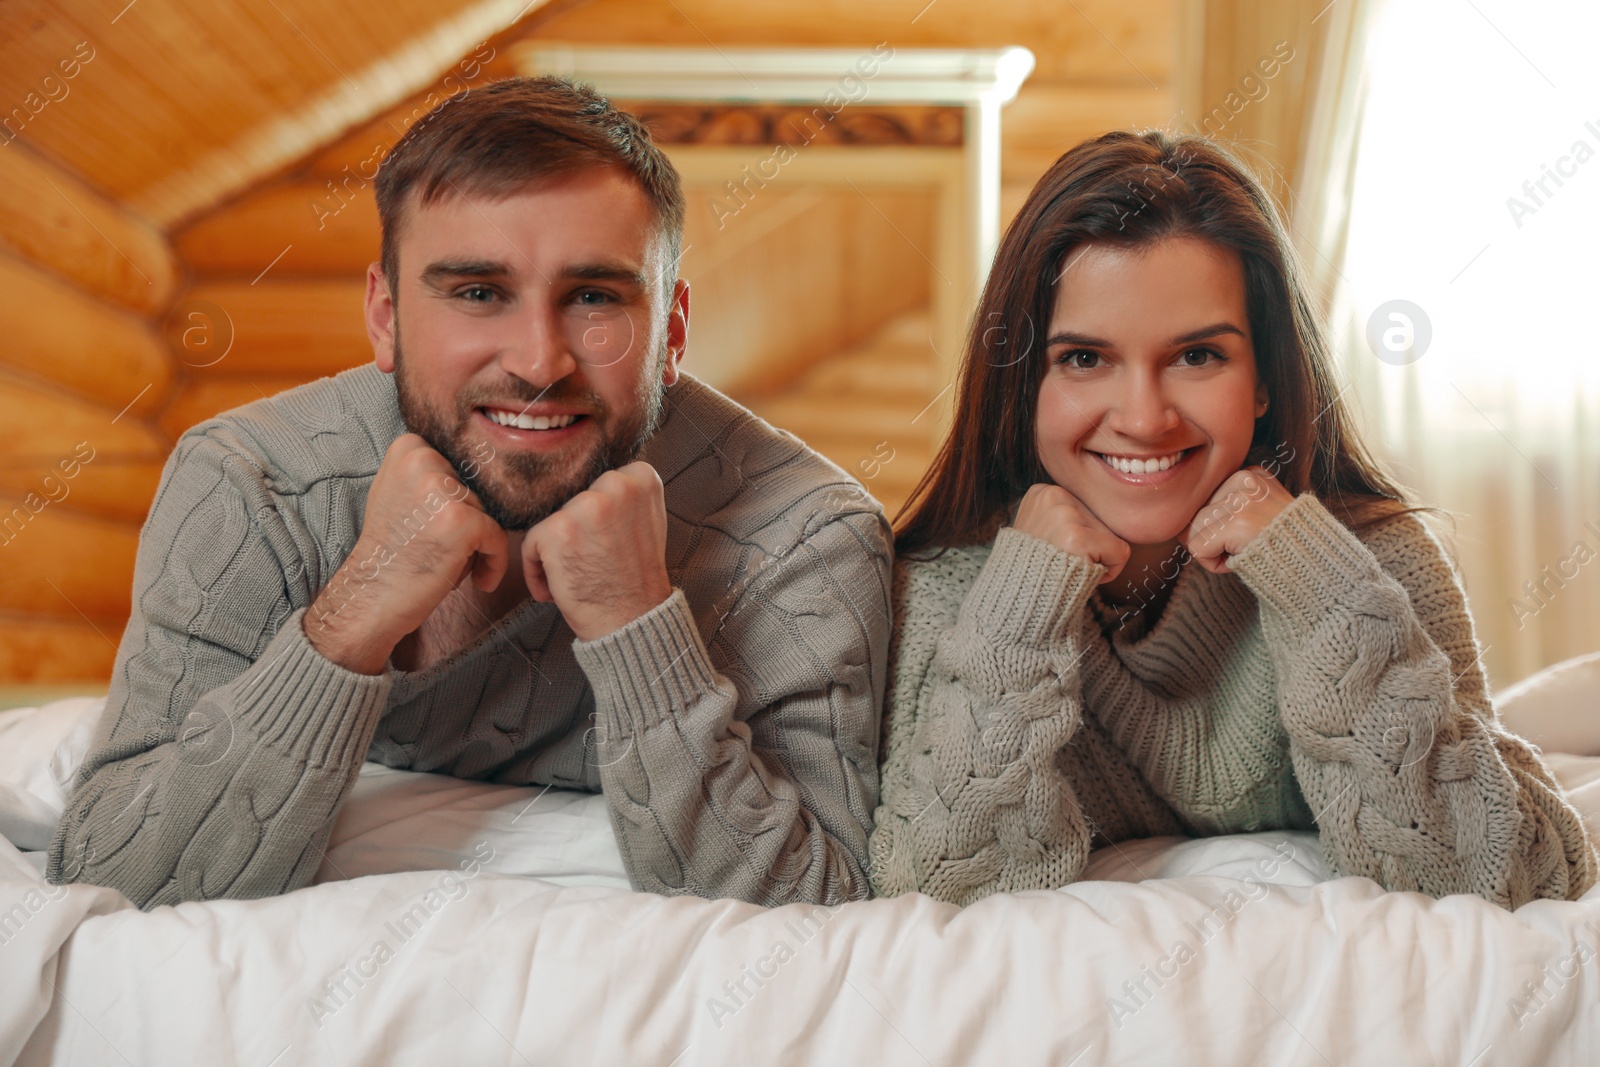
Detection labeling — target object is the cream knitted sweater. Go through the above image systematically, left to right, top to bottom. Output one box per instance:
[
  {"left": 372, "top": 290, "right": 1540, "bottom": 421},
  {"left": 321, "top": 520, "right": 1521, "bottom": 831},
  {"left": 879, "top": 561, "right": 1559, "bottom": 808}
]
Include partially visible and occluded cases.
[{"left": 869, "top": 492, "right": 1598, "bottom": 909}]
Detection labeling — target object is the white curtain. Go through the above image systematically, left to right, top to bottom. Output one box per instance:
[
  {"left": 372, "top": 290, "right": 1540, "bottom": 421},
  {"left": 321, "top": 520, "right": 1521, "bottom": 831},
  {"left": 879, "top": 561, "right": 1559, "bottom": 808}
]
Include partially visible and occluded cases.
[{"left": 1293, "top": 0, "right": 1600, "bottom": 690}]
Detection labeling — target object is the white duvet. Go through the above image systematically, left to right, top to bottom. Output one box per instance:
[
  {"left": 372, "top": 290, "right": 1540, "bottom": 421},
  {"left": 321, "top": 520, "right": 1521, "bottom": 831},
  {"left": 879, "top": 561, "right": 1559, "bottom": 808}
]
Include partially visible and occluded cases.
[{"left": 3, "top": 697, "right": 1599, "bottom": 1066}]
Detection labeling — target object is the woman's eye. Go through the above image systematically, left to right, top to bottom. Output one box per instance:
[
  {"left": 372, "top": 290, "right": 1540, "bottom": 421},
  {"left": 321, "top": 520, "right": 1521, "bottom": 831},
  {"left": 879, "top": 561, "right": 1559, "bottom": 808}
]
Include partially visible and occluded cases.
[
  {"left": 1179, "top": 347, "right": 1223, "bottom": 367},
  {"left": 1057, "top": 349, "right": 1101, "bottom": 369}
]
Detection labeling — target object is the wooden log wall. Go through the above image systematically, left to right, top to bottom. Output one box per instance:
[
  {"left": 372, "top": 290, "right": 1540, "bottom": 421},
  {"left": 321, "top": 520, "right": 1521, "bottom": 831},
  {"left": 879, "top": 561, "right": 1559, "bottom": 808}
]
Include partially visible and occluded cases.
[{"left": 0, "top": 143, "right": 177, "bottom": 682}]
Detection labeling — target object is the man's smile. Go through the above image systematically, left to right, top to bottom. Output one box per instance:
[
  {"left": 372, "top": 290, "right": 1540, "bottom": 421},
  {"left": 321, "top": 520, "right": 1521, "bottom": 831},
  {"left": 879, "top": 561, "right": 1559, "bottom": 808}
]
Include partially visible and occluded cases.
[{"left": 480, "top": 406, "right": 587, "bottom": 431}]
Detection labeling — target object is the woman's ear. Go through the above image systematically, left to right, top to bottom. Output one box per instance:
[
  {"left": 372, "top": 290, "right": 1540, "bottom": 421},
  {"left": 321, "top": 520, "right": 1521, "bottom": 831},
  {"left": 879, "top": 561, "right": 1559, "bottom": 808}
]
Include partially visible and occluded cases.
[{"left": 1255, "top": 382, "right": 1269, "bottom": 418}]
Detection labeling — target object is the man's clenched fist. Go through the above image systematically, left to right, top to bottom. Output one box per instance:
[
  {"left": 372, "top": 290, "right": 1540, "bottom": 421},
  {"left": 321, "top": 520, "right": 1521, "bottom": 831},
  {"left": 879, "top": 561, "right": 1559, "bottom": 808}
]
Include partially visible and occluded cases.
[
  {"left": 306, "top": 434, "right": 508, "bottom": 674},
  {"left": 520, "top": 460, "right": 673, "bottom": 641}
]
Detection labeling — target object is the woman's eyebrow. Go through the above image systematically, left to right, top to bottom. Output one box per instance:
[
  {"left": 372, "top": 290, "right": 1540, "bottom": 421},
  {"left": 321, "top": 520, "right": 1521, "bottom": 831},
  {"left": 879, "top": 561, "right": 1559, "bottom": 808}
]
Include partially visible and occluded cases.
[
  {"left": 1044, "top": 323, "right": 1247, "bottom": 348},
  {"left": 1169, "top": 323, "right": 1247, "bottom": 344},
  {"left": 1046, "top": 330, "right": 1115, "bottom": 348}
]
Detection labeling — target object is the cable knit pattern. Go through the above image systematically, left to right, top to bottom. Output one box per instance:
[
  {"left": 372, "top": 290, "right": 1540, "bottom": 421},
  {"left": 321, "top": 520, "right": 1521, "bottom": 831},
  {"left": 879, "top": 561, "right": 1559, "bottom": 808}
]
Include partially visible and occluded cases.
[
  {"left": 49, "top": 364, "right": 892, "bottom": 909},
  {"left": 870, "top": 492, "right": 1598, "bottom": 909}
]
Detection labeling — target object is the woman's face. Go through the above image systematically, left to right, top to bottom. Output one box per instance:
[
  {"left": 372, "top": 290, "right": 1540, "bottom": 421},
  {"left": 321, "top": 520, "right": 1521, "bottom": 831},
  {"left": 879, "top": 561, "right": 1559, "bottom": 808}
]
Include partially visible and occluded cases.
[{"left": 1034, "top": 237, "right": 1267, "bottom": 547}]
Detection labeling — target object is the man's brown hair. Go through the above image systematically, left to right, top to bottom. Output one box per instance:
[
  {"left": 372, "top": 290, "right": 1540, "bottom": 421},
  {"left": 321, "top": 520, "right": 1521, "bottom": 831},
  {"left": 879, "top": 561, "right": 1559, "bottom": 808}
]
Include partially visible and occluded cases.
[{"left": 374, "top": 75, "right": 685, "bottom": 292}]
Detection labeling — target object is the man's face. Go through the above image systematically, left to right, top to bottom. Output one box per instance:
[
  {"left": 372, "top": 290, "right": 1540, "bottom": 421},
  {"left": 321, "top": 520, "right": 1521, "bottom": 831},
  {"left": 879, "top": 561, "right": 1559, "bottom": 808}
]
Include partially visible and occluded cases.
[{"left": 366, "top": 167, "right": 688, "bottom": 529}]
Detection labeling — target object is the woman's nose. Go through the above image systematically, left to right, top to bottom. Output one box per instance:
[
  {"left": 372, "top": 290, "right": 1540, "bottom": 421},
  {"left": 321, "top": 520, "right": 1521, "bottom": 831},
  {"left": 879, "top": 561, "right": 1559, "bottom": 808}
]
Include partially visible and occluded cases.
[{"left": 1107, "top": 375, "right": 1181, "bottom": 439}]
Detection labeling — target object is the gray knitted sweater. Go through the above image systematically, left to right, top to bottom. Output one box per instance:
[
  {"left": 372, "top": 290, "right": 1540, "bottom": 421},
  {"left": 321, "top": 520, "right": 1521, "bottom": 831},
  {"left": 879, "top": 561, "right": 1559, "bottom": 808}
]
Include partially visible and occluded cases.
[
  {"left": 48, "top": 365, "right": 892, "bottom": 908},
  {"left": 869, "top": 494, "right": 1599, "bottom": 909}
]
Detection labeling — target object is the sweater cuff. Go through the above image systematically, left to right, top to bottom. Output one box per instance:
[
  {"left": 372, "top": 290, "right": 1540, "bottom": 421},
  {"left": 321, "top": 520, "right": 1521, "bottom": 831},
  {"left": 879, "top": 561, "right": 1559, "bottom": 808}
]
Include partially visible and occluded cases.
[
  {"left": 1228, "top": 492, "right": 1388, "bottom": 637},
  {"left": 961, "top": 526, "right": 1105, "bottom": 647},
  {"left": 570, "top": 589, "right": 720, "bottom": 734},
  {"left": 221, "top": 607, "right": 392, "bottom": 769}
]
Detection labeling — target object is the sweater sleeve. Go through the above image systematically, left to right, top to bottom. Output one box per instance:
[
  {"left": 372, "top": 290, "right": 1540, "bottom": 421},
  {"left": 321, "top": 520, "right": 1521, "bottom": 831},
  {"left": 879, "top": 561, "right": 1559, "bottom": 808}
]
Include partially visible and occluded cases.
[
  {"left": 47, "top": 434, "right": 391, "bottom": 908},
  {"left": 1229, "top": 492, "right": 1599, "bottom": 908},
  {"left": 570, "top": 509, "right": 891, "bottom": 907},
  {"left": 868, "top": 527, "right": 1106, "bottom": 906}
]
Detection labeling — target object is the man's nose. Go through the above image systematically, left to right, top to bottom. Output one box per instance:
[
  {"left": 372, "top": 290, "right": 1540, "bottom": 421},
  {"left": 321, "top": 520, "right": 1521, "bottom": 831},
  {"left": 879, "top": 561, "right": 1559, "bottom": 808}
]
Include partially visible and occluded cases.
[{"left": 500, "top": 304, "right": 578, "bottom": 388}]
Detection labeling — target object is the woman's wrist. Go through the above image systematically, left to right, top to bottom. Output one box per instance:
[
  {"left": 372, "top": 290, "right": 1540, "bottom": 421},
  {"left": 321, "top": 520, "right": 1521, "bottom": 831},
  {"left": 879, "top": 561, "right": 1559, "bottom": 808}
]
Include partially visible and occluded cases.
[
  {"left": 1229, "top": 493, "right": 1392, "bottom": 636},
  {"left": 961, "top": 526, "right": 1104, "bottom": 647}
]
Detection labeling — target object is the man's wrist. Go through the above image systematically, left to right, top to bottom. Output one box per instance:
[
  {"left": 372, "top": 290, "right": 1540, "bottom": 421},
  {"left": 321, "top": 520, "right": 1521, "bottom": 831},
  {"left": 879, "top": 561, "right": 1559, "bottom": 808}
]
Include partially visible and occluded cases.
[
  {"left": 566, "top": 583, "right": 675, "bottom": 642},
  {"left": 569, "top": 589, "right": 719, "bottom": 734},
  {"left": 302, "top": 596, "right": 396, "bottom": 675}
]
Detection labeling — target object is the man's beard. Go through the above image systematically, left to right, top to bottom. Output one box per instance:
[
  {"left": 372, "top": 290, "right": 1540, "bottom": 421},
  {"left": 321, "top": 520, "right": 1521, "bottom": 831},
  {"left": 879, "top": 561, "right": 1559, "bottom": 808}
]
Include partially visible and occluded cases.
[{"left": 393, "top": 337, "right": 667, "bottom": 531}]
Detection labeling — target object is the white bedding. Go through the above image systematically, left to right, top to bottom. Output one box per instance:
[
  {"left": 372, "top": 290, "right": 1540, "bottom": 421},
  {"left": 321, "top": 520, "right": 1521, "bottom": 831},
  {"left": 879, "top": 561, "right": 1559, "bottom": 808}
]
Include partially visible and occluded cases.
[{"left": 3, "top": 697, "right": 1599, "bottom": 1066}]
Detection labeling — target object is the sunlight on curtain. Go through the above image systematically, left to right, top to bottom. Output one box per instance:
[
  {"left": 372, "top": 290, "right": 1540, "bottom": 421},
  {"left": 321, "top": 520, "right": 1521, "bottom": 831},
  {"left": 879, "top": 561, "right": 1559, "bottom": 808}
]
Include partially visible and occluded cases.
[{"left": 1324, "top": 0, "right": 1600, "bottom": 688}]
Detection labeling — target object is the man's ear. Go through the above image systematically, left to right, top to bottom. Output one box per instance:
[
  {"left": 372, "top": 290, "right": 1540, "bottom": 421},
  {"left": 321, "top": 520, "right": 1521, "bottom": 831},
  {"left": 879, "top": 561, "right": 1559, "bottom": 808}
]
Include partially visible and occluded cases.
[
  {"left": 366, "top": 263, "right": 398, "bottom": 373},
  {"left": 661, "top": 277, "right": 689, "bottom": 388}
]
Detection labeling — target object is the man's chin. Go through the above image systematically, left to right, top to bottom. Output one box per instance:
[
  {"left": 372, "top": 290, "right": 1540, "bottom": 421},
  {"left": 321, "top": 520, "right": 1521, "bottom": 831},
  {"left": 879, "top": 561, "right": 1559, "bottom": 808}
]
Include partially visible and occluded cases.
[
  {"left": 468, "top": 415, "right": 652, "bottom": 530},
  {"left": 468, "top": 462, "right": 603, "bottom": 531}
]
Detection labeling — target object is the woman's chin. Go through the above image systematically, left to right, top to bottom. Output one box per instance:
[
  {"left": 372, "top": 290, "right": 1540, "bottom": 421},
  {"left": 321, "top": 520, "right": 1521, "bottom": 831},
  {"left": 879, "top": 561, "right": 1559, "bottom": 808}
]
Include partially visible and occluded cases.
[{"left": 1100, "top": 514, "right": 1190, "bottom": 549}]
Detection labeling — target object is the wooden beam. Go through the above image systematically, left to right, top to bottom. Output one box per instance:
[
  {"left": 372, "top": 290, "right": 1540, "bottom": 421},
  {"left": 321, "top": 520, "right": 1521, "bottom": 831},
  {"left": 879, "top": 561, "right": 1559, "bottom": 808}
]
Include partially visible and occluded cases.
[
  {"left": 130, "top": 0, "right": 558, "bottom": 227},
  {"left": 522, "top": 0, "right": 1177, "bottom": 85},
  {"left": 0, "top": 141, "right": 179, "bottom": 317},
  {"left": 174, "top": 181, "right": 380, "bottom": 278},
  {"left": 0, "top": 254, "right": 174, "bottom": 418},
  {"left": 168, "top": 280, "right": 371, "bottom": 379},
  {"left": 0, "top": 368, "right": 167, "bottom": 471},
  {"left": 0, "top": 459, "right": 163, "bottom": 528},
  {"left": 0, "top": 502, "right": 139, "bottom": 621},
  {"left": 0, "top": 615, "right": 120, "bottom": 685}
]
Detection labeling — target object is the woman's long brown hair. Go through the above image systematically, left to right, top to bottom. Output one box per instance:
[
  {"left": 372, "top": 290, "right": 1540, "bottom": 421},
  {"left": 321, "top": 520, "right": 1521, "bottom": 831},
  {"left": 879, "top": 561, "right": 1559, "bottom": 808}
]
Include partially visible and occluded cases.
[{"left": 895, "top": 129, "right": 1428, "bottom": 557}]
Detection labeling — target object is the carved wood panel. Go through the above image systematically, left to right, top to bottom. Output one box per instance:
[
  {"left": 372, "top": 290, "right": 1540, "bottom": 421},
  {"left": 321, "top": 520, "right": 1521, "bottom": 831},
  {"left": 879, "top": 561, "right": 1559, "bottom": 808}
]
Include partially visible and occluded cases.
[{"left": 624, "top": 102, "right": 964, "bottom": 147}]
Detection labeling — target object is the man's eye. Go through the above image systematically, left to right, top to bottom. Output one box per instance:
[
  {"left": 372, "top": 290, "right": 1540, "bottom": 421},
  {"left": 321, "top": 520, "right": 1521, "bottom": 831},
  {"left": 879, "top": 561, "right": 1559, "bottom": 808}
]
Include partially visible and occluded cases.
[
  {"left": 459, "top": 286, "right": 497, "bottom": 303},
  {"left": 574, "top": 290, "right": 614, "bottom": 306}
]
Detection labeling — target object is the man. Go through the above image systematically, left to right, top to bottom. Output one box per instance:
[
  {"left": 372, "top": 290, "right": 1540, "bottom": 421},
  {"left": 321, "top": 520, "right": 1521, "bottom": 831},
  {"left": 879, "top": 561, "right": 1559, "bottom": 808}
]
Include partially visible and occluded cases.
[{"left": 48, "top": 76, "right": 891, "bottom": 909}]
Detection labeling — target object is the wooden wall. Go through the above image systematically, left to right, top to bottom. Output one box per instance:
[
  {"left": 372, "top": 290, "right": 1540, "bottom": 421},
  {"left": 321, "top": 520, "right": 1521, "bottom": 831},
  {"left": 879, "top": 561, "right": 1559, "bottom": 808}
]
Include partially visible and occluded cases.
[{"left": 0, "top": 143, "right": 176, "bottom": 682}]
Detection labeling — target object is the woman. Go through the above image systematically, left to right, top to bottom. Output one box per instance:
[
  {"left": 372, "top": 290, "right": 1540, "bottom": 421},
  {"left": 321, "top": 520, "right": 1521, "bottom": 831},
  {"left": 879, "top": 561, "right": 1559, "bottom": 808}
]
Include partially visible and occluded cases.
[{"left": 868, "top": 130, "right": 1597, "bottom": 910}]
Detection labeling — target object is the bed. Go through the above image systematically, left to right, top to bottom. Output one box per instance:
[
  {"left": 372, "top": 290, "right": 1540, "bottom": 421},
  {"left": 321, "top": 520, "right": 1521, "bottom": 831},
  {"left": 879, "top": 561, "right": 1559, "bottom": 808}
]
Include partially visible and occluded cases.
[{"left": 3, "top": 672, "right": 1599, "bottom": 1067}]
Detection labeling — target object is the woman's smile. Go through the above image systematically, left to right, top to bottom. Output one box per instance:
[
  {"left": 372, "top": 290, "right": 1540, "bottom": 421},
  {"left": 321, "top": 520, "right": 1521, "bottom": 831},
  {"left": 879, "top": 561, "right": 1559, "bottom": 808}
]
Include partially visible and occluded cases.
[{"left": 1089, "top": 445, "right": 1201, "bottom": 485}]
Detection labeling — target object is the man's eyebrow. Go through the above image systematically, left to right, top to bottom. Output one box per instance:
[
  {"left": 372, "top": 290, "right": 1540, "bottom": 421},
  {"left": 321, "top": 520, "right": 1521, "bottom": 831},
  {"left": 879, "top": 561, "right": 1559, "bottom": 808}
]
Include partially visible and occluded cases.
[
  {"left": 418, "top": 260, "right": 650, "bottom": 288},
  {"left": 420, "top": 260, "right": 514, "bottom": 285},
  {"left": 562, "top": 263, "right": 649, "bottom": 288},
  {"left": 1045, "top": 322, "right": 1247, "bottom": 348}
]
